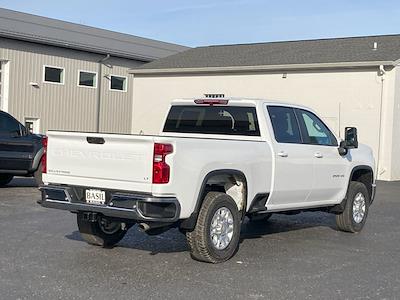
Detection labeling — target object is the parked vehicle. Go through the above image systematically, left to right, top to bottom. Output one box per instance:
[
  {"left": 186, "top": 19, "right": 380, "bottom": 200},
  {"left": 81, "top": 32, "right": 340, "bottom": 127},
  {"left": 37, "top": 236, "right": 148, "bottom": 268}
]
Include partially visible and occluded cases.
[
  {"left": 39, "top": 98, "right": 376, "bottom": 263},
  {"left": 0, "top": 111, "right": 45, "bottom": 186}
]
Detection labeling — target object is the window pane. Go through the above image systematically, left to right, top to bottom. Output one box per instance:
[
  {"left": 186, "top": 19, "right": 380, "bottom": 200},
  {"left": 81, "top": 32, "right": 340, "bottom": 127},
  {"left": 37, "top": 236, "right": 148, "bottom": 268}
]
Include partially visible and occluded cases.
[
  {"left": 44, "top": 67, "right": 63, "bottom": 83},
  {"left": 79, "top": 71, "right": 96, "bottom": 87},
  {"left": 110, "top": 76, "right": 126, "bottom": 91},
  {"left": 163, "top": 106, "right": 260, "bottom": 136},
  {"left": 267, "top": 106, "right": 302, "bottom": 143},
  {"left": 297, "top": 109, "right": 337, "bottom": 146}
]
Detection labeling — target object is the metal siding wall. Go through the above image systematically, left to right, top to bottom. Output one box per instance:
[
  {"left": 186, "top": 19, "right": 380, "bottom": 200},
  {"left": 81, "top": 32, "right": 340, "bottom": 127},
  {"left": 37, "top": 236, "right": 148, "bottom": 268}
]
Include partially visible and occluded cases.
[
  {"left": 0, "top": 38, "right": 143, "bottom": 134},
  {"left": 99, "top": 57, "right": 141, "bottom": 133}
]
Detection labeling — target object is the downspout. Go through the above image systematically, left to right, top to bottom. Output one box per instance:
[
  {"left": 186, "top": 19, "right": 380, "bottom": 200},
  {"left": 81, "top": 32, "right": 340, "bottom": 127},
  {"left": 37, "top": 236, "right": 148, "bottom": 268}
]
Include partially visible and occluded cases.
[
  {"left": 96, "top": 54, "right": 111, "bottom": 133},
  {"left": 376, "top": 65, "right": 386, "bottom": 180}
]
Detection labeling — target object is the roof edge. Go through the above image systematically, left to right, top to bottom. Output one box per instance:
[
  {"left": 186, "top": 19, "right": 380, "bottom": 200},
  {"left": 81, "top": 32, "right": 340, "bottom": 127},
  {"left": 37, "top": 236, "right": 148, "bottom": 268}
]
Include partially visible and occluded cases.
[
  {"left": 0, "top": 31, "right": 159, "bottom": 61},
  {"left": 129, "top": 61, "right": 396, "bottom": 75}
]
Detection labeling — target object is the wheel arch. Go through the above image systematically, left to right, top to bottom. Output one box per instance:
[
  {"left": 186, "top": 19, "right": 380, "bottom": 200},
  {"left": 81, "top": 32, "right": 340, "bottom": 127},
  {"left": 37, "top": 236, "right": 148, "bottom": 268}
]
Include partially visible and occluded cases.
[
  {"left": 31, "top": 148, "right": 44, "bottom": 172},
  {"left": 330, "top": 165, "right": 374, "bottom": 214},
  {"left": 349, "top": 165, "right": 374, "bottom": 201},
  {"left": 180, "top": 169, "right": 248, "bottom": 231}
]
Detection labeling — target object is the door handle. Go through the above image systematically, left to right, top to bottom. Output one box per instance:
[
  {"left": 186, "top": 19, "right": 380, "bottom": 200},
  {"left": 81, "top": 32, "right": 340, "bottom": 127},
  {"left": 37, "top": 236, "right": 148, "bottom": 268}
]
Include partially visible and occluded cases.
[
  {"left": 277, "top": 151, "right": 288, "bottom": 157},
  {"left": 314, "top": 152, "right": 323, "bottom": 158}
]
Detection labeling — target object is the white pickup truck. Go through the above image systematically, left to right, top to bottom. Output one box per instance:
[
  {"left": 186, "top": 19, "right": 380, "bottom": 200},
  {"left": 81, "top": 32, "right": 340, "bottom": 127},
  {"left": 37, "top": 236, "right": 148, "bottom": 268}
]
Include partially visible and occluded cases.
[{"left": 39, "top": 98, "right": 376, "bottom": 263}]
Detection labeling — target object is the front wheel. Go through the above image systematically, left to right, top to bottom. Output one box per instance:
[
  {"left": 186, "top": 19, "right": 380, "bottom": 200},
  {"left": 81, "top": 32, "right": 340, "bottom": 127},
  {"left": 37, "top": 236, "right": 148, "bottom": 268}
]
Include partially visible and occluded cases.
[
  {"left": 0, "top": 174, "right": 14, "bottom": 187},
  {"left": 336, "top": 181, "right": 370, "bottom": 233},
  {"left": 186, "top": 192, "right": 241, "bottom": 263},
  {"left": 77, "top": 213, "right": 127, "bottom": 247}
]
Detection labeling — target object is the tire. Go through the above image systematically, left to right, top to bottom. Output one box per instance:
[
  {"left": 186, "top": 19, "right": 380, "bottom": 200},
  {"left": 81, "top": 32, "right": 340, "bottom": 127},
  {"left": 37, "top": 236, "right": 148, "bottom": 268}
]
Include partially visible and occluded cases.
[
  {"left": 34, "top": 163, "right": 43, "bottom": 186},
  {"left": 0, "top": 174, "right": 14, "bottom": 187},
  {"left": 336, "top": 181, "right": 370, "bottom": 233},
  {"left": 186, "top": 192, "right": 241, "bottom": 263},
  {"left": 77, "top": 213, "right": 127, "bottom": 247},
  {"left": 248, "top": 213, "right": 272, "bottom": 223}
]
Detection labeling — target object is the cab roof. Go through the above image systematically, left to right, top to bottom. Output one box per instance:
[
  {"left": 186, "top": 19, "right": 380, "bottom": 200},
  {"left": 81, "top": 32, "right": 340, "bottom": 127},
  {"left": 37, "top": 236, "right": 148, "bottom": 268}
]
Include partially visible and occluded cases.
[{"left": 171, "top": 97, "right": 314, "bottom": 111}]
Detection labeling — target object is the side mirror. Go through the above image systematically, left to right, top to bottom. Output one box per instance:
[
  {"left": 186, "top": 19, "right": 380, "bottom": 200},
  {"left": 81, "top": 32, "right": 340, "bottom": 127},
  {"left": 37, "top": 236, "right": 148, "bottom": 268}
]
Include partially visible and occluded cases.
[
  {"left": 338, "top": 127, "right": 358, "bottom": 156},
  {"left": 344, "top": 127, "right": 358, "bottom": 149}
]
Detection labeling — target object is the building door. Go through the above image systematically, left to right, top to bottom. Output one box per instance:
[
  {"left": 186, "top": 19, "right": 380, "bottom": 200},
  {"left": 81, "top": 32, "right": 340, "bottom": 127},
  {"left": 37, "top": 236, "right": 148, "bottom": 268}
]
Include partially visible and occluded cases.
[
  {"left": 0, "top": 61, "right": 9, "bottom": 112},
  {"left": 0, "top": 61, "right": 3, "bottom": 110},
  {"left": 25, "top": 118, "right": 40, "bottom": 134}
]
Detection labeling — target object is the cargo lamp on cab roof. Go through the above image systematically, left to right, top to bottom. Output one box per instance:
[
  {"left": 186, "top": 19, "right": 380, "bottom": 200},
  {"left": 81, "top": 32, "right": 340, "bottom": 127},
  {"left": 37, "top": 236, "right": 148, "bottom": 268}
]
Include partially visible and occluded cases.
[{"left": 194, "top": 99, "right": 229, "bottom": 106}]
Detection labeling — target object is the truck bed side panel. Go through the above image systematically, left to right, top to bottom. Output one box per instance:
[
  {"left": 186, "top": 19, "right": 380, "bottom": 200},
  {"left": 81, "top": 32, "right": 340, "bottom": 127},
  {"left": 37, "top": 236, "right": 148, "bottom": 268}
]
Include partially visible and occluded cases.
[{"left": 152, "top": 136, "right": 272, "bottom": 218}]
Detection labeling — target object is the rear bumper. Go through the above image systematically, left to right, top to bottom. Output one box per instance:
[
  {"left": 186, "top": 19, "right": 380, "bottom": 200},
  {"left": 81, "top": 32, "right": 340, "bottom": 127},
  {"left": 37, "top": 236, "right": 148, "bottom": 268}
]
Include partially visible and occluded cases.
[{"left": 38, "top": 185, "right": 180, "bottom": 223}]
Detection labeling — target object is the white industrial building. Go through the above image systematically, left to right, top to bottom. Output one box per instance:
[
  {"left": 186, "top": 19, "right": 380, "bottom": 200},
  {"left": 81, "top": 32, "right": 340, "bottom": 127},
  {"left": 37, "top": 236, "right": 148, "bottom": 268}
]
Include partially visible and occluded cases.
[
  {"left": 0, "top": 8, "right": 187, "bottom": 134},
  {"left": 130, "top": 35, "right": 400, "bottom": 180}
]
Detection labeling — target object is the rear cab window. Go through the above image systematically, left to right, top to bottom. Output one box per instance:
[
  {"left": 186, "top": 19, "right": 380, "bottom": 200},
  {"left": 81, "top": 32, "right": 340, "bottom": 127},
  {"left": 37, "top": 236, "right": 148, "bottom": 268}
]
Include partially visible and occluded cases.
[{"left": 163, "top": 105, "right": 260, "bottom": 136}]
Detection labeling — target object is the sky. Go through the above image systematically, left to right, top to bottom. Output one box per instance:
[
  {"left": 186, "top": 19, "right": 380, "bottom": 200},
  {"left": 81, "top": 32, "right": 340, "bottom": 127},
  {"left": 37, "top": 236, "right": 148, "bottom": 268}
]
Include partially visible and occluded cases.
[{"left": 0, "top": 0, "right": 399, "bottom": 47}]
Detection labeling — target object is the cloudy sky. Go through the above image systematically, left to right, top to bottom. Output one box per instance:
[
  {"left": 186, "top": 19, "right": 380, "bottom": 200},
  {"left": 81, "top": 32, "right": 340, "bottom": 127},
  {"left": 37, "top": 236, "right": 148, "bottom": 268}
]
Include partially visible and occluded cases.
[{"left": 1, "top": 0, "right": 399, "bottom": 47}]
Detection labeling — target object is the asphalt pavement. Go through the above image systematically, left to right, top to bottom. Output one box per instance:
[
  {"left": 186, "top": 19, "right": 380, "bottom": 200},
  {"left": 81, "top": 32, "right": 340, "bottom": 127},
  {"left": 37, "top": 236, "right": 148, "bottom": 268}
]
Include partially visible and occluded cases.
[{"left": 0, "top": 178, "right": 399, "bottom": 299}]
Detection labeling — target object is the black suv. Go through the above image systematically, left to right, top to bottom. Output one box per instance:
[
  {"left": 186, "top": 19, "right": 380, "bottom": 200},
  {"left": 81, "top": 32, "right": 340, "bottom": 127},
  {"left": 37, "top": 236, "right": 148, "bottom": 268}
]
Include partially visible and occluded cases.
[{"left": 0, "top": 111, "right": 45, "bottom": 187}]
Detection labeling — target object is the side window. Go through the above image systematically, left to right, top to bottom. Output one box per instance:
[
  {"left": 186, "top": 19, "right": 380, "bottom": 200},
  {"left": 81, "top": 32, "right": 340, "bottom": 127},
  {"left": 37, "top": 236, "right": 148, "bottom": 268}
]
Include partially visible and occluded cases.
[
  {"left": 43, "top": 66, "right": 64, "bottom": 84},
  {"left": 110, "top": 75, "right": 127, "bottom": 92},
  {"left": 267, "top": 106, "right": 302, "bottom": 143},
  {"left": 296, "top": 109, "right": 337, "bottom": 146},
  {"left": 0, "top": 113, "right": 21, "bottom": 136}
]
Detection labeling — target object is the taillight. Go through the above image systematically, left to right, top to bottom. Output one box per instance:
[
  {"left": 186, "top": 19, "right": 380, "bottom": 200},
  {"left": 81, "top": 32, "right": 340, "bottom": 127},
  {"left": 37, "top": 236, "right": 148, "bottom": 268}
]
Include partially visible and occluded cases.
[
  {"left": 41, "top": 136, "right": 48, "bottom": 174},
  {"left": 152, "top": 143, "right": 173, "bottom": 184}
]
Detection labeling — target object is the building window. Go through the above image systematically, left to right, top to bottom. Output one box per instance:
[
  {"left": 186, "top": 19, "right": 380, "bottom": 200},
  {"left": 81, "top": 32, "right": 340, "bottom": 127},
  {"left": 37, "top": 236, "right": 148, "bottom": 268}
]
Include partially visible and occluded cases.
[
  {"left": 43, "top": 66, "right": 64, "bottom": 84},
  {"left": 78, "top": 71, "right": 97, "bottom": 88},
  {"left": 110, "top": 75, "right": 127, "bottom": 91}
]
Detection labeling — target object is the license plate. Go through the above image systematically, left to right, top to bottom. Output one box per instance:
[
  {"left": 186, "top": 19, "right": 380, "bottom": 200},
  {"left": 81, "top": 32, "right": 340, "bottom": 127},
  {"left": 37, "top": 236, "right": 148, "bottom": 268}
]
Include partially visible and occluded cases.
[{"left": 85, "top": 189, "right": 106, "bottom": 205}]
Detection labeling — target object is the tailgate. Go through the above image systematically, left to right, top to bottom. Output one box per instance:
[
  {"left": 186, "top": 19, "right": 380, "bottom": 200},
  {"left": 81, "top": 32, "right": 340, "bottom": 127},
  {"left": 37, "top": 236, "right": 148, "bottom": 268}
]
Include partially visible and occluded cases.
[{"left": 44, "top": 131, "right": 155, "bottom": 193}]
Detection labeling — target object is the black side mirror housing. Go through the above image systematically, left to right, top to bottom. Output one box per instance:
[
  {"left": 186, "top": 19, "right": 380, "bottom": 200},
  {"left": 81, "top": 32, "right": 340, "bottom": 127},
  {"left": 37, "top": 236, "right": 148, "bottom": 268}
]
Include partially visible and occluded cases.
[
  {"left": 338, "top": 127, "right": 358, "bottom": 156},
  {"left": 344, "top": 127, "right": 358, "bottom": 149},
  {"left": 338, "top": 140, "right": 348, "bottom": 156}
]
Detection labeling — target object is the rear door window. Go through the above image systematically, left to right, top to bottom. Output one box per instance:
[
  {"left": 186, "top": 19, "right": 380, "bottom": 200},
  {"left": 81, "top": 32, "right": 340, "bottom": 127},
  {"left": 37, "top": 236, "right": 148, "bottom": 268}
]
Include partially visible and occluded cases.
[
  {"left": 163, "top": 105, "right": 260, "bottom": 136},
  {"left": 267, "top": 106, "right": 302, "bottom": 143}
]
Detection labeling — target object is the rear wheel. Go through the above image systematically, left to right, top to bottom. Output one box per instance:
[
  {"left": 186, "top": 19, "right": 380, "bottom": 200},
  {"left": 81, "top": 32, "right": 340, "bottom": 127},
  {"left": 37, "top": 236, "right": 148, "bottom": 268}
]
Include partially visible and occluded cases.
[
  {"left": 0, "top": 174, "right": 14, "bottom": 187},
  {"left": 336, "top": 181, "right": 370, "bottom": 233},
  {"left": 186, "top": 192, "right": 241, "bottom": 263},
  {"left": 77, "top": 213, "right": 127, "bottom": 247}
]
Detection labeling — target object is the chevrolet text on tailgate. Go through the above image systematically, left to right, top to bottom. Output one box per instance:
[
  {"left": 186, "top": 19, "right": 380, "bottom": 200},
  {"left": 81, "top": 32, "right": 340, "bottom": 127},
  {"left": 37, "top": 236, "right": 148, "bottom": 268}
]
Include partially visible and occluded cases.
[{"left": 39, "top": 98, "right": 376, "bottom": 263}]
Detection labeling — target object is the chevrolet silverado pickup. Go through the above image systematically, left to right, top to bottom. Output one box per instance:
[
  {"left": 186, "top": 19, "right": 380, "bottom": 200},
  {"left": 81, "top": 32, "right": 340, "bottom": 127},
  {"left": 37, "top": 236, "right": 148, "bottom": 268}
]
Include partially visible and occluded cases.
[
  {"left": 39, "top": 98, "right": 376, "bottom": 263},
  {"left": 0, "top": 110, "right": 45, "bottom": 186}
]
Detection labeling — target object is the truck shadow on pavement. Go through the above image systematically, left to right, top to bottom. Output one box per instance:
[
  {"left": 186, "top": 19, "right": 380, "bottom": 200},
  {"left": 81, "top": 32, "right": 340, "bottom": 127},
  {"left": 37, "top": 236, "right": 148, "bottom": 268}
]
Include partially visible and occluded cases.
[
  {"left": 2, "top": 177, "right": 37, "bottom": 188},
  {"left": 65, "top": 213, "right": 337, "bottom": 255},
  {"left": 240, "top": 213, "right": 337, "bottom": 240}
]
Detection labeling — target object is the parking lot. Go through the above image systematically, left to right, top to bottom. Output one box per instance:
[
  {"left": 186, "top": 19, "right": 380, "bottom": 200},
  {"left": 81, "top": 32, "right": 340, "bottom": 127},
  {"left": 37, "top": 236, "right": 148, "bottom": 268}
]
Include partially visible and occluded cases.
[{"left": 0, "top": 179, "right": 398, "bottom": 299}]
